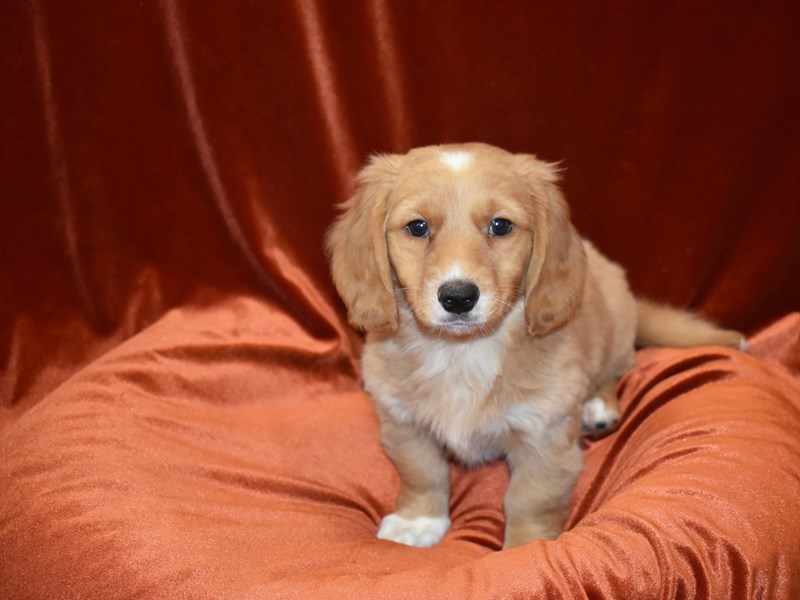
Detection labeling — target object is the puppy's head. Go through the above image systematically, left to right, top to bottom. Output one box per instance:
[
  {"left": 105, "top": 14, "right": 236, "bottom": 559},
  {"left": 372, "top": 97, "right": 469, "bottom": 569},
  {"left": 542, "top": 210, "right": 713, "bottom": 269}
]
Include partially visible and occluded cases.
[{"left": 326, "top": 143, "right": 586, "bottom": 337}]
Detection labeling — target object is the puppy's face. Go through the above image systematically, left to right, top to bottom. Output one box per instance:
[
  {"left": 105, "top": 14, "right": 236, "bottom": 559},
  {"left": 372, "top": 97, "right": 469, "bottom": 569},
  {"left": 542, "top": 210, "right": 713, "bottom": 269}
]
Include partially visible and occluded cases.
[
  {"left": 327, "top": 143, "right": 586, "bottom": 338},
  {"left": 385, "top": 148, "right": 535, "bottom": 336}
]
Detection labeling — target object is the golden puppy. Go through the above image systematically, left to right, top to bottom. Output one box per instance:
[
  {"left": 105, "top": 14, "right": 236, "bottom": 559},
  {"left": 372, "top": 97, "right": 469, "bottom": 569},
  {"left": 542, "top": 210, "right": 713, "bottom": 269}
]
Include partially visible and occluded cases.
[{"left": 326, "top": 143, "right": 743, "bottom": 549}]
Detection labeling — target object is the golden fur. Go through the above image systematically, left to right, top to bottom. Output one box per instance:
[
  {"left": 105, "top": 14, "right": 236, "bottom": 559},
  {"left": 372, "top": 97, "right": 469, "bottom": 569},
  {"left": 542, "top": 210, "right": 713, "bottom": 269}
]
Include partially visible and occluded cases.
[{"left": 326, "top": 143, "right": 743, "bottom": 549}]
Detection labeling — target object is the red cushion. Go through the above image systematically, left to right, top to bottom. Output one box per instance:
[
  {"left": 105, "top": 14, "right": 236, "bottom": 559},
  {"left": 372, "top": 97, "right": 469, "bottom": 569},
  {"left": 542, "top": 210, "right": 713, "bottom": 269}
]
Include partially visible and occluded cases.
[{"left": 2, "top": 299, "right": 798, "bottom": 597}]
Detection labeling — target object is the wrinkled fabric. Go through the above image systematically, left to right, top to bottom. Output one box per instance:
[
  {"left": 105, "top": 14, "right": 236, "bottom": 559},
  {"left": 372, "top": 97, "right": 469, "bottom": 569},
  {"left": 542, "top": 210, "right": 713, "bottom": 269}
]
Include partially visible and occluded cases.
[
  {"left": 2, "top": 1, "right": 800, "bottom": 598},
  {"left": 2, "top": 303, "right": 799, "bottom": 598}
]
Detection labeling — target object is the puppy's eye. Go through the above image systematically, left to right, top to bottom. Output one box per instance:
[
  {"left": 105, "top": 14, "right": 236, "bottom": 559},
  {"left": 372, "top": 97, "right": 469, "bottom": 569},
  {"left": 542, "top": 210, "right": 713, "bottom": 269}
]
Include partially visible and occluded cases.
[
  {"left": 489, "top": 218, "right": 513, "bottom": 236},
  {"left": 406, "top": 220, "right": 430, "bottom": 238}
]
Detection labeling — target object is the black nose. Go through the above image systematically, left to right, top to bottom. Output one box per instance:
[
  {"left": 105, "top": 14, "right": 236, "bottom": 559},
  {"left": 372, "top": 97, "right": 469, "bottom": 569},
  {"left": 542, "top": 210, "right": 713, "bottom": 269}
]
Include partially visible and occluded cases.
[{"left": 438, "top": 280, "right": 480, "bottom": 314}]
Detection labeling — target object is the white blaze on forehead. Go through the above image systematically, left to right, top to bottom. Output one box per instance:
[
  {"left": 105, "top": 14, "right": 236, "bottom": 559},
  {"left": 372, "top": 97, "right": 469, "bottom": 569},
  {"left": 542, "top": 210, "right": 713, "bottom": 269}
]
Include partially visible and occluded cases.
[{"left": 439, "top": 151, "right": 472, "bottom": 172}]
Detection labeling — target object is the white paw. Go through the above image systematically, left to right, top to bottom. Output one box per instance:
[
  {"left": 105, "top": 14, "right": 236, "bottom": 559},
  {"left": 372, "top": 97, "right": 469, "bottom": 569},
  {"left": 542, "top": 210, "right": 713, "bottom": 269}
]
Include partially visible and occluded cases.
[
  {"left": 582, "top": 396, "right": 620, "bottom": 432},
  {"left": 376, "top": 513, "right": 451, "bottom": 547}
]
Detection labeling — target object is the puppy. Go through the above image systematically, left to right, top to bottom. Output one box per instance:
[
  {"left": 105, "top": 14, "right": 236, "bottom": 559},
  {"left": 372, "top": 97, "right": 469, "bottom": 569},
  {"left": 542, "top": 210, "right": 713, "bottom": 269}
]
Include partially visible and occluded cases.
[{"left": 326, "top": 143, "right": 743, "bottom": 549}]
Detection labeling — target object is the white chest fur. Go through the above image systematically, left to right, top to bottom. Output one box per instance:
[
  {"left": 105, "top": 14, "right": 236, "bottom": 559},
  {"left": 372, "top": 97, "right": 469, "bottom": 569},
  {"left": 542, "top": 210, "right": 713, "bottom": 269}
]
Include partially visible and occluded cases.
[{"left": 365, "top": 310, "right": 527, "bottom": 465}]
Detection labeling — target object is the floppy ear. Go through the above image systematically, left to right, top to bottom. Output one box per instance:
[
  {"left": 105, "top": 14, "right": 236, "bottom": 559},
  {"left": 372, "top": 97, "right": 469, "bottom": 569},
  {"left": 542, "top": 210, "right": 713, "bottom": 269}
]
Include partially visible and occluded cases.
[
  {"left": 326, "top": 154, "right": 403, "bottom": 332},
  {"left": 517, "top": 156, "right": 587, "bottom": 337}
]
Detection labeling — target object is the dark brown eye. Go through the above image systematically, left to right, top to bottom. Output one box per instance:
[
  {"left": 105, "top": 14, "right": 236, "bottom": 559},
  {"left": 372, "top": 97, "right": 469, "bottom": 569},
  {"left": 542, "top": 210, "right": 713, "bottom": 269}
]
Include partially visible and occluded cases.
[
  {"left": 489, "top": 218, "right": 513, "bottom": 236},
  {"left": 406, "top": 220, "right": 429, "bottom": 237}
]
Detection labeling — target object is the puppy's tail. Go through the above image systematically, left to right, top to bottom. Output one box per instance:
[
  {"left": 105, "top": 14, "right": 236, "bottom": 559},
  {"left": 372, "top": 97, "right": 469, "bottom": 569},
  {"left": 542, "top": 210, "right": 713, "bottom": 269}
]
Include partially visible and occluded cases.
[{"left": 635, "top": 299, "right": 747, "bottom": 350}]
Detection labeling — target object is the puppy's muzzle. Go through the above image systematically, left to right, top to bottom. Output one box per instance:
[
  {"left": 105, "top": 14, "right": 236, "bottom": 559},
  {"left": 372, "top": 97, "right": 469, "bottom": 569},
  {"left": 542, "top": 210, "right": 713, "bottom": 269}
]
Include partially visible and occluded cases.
[{"left": 438, "top": 280, "right": 480, "bottom": 314}]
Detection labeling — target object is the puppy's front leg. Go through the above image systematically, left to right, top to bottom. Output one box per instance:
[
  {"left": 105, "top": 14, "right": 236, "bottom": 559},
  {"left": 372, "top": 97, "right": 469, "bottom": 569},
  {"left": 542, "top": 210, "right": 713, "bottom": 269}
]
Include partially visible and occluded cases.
[
  {"left": 376, "top": 414, "right": 451, "bottom": 547},
  {"left": 502, "top": 430, "right": 583, "bottom": 549}
]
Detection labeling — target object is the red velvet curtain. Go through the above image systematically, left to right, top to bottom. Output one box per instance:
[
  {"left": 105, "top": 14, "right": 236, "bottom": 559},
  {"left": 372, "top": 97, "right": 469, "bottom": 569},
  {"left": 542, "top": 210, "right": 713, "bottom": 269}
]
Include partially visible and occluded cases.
[{"left": 3, "top": 2, "right": 799, "bottom": 422}]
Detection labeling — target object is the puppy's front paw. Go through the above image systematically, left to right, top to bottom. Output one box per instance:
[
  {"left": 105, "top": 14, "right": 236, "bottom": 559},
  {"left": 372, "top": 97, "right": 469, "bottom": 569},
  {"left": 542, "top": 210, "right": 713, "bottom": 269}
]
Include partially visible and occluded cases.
[
  {"left": 582, "top": 396, "right": 620, "bottom": 433},
  {"left": 376, "top": 513, "right": 451, "bottom": 547},
  {"left": 503, "top": 522, "right": 562, "bottom": 549}
]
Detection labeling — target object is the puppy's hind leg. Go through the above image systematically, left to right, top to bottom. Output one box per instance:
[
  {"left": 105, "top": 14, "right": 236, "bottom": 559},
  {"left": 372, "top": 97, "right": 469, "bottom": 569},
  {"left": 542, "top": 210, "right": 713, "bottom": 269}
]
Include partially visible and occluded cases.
[{"left": 582, "top": 378, "right": 621, "bottom": 433}]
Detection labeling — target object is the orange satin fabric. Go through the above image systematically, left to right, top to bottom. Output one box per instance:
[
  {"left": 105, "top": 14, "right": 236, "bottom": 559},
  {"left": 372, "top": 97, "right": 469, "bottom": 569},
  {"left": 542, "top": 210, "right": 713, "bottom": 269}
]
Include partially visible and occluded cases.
[
  {"left": 2, "top": 1, "right": 799, "bottom": 597},
  {"left": 2, "top": 300, "right": 799, "bottom": 598}
]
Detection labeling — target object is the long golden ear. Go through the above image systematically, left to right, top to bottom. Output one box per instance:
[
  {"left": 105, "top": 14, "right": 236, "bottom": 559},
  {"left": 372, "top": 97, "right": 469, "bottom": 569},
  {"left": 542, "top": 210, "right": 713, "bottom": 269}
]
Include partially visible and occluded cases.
[
  {"left": 326, "top": 154, "right": 402, "bottom": 332},
  {"left": 517, "top": 156, "right": 587, "bottom": 336}
]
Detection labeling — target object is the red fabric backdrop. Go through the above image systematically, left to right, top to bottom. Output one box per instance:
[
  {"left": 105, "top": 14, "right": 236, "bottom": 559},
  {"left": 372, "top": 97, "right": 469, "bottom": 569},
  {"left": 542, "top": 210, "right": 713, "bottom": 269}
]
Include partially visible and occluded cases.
[{"left": 3, "top": 1, "right": 799, "bottom": 420}]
